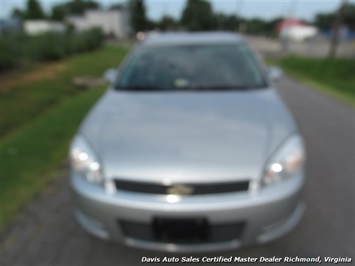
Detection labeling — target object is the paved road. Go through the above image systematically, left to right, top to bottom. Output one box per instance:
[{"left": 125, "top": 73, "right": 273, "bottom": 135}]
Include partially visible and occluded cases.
[
  {"left": 246, "top": 36, "right": 354, "bottom": 58},
  {"left": 1, "top": 77, "right": 354, "bottom": 266}
]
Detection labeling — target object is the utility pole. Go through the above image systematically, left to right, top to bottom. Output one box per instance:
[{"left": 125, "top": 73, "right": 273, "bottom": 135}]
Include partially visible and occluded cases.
[
  {"left": 237, "top": 0, "right": 244, "bottom": 33},
  {"left": 281, "top": 0, "right": 295, "bottom": 54},
  {"left": 289, "top": 0, "right": 298, "bottom": 19},
  {"left": 328, "top": 0, "right": 347, "bottom": 58},
  {"left": 162, "top": 1, "right": 168, "bottom": 18}
]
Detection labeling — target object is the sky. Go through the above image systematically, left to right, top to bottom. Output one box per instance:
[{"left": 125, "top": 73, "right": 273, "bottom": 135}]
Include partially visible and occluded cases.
[{"left": 0, "top": 0, "right": 354, "bottom": 21}]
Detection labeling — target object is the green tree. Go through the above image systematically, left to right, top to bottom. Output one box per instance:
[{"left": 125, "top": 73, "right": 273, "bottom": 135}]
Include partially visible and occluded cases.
[
  {"left": 25, "top": 0, "right": 46, "bottom": 19},
  {"left": 50, "top": 0, "right": 100, "bottom": 21},
  {"left": 66, "top": 0, "right": 99, "bottom": 15},
  {"left": 130, "top": 0, "right": 148, "bottom": 32},
  {"left": 181, "top": 0, "right": 215, "bottom": 31},
  {"left": 314, "top": 3, "right": 355, "bottom": 31},
  {"left": 343, "top": 3, "right": 355, "bottom": 30},
  {"left": 50, "top": 6, "right": 66, "bottom": 21},
  {"left": 11, "top": 8, "right": 25, "bottom": 19},
  {"left": 213, "top": 13, "right": 240, "bottom": 31},
  {"left": 314, "top": 13, "right": 336, "bottom": 30},
  {"left": 158, "top": 16, "right": 177, "bottom": 31},
  {"left": 264, "top": 17, "right": 283, "bottom": 35},
  {"left": 245, "top": 18, "right": 267, "bottom": 34}
]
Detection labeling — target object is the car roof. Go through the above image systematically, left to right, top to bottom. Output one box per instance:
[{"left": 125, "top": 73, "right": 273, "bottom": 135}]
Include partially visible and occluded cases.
[{"left": 141, "top": 32, "right": 245, "bottom": 47}]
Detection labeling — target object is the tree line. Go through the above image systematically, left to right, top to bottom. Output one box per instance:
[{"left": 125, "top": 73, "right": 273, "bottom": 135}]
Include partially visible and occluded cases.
[
  {"left": 12, "top": 0, "right": 355, "bottom": 34},
  {"left": 130, "top": 0, "right": 355, "bottom": 33}
]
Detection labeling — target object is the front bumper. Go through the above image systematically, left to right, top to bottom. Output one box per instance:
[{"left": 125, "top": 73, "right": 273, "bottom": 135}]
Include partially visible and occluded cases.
[{"left": 70, "top": 173, "right": 304, "bottom": 252}]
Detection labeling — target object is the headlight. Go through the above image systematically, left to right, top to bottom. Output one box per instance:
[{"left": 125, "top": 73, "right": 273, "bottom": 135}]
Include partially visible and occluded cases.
[
  {"left": 263, "top": 134, "right": 305, "bottom": 186},
  {"left": 70, "top": 135, "right": 104, "bottom": 184}
]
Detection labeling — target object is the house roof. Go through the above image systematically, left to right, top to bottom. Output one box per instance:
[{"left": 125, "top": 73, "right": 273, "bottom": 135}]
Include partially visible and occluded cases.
[{"left": 276, "top": 18, "right": 306, "bottom": 31}]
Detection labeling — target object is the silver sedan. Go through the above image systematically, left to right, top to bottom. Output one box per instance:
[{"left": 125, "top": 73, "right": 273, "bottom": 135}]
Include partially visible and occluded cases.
[{"left": 69, "top": 32, "right": 306, "bottom": 252}]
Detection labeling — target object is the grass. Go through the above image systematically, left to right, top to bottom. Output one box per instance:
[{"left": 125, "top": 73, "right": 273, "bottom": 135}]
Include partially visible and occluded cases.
[
  {"left": 0, "top": 45, "right": 129, "bottom": 230},
  {"left": 0, "top": 45, "right": 129, "bottom": 139},
  {"left": 270, "top": 56, "right": 355, "bottom": 107},
  {"left": 0, "top": 88, "right": 105, "bottom": 229}
]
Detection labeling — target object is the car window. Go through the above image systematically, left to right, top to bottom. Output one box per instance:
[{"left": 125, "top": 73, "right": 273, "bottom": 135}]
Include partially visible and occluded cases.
[{"left": 116, "top": 43, "right": 267, "bottom": 91}]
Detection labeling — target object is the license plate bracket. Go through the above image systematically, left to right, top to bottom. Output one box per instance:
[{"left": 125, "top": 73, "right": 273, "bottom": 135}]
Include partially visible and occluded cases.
[{"left": 152, "top": 217, "right": 209, "bottom": 243}]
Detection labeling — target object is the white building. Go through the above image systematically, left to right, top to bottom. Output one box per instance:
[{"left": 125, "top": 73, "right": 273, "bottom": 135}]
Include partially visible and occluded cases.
[
  {"left": 67, "top": 9, "right": 131, "bottom": 38},
  {"left": 277, "top": 19, "right": 318, "bottom": 41},
  {"left": 24, "top": 20, "right": 65, "bottom": 35},
  {"left": 280, "top": 26, "right": 318, "bottom": 42}
]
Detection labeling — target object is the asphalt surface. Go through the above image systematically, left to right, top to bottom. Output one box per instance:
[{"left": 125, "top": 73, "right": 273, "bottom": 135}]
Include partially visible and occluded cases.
[
  {"left": 246, "top": 36, "right": 354, "bottom": 58},
  {"left": 1, "top": 76, "right": 354, "bottom": 266}
]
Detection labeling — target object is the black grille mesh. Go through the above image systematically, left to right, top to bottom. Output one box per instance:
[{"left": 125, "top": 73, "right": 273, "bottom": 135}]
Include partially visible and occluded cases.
[{"left": 114, "top": 179, "right": 249, "bottom": 195}]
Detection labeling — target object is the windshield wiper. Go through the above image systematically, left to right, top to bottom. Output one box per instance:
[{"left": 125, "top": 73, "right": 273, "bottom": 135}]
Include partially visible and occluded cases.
[
  {"left": 114, "top": 84, "right": 266, "bottom": 92},
  {"left": 114, "top": 85, "right": 173, "bottom": 91},
  {"left": 188, "top": 85, "right": 263, "bottom": 91}
]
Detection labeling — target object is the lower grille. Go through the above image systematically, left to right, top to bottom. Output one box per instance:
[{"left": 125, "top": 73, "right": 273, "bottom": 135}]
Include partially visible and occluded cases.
[
  {"left": 114, "top": 179, "right": 249, "bottom": 195},
  {"left": 119, "top": 219, "right": 245, "bottom": 244}
]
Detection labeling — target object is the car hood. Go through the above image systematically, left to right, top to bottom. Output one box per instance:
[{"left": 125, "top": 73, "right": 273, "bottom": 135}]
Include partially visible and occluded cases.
[{"left": 80, "top": 88, "right": 296, "bottom": 183}]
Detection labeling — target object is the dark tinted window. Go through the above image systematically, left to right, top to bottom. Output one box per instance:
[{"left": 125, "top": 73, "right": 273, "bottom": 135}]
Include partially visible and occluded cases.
[{"left": 117, "top": 44, "right": 266, "bottom": 90}]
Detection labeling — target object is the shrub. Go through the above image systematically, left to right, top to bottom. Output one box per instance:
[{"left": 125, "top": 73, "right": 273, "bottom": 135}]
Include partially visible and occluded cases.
[
  {"left": 0, "top": 28, "right": 105, "bottom": 71},
  {"left": 71, "top": 28, "right": 104, "bottom": 53},
  {"left": 27, "top": 32, "right": 67, "bottom": 61},
  {"left": 0, "top": 33, "right": 25, "bottom": 71},
  {"left": 0, "top": 38, "right": 17, "bottom": 71}
]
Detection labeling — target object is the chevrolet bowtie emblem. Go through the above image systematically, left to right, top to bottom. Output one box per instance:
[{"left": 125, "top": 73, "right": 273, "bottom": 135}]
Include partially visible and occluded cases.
[{"left": 167, "top": 184, "right": 194, "bottom": 196}]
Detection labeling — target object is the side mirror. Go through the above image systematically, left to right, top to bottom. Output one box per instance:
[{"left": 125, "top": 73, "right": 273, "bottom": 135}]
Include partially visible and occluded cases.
[
  {"left": 268, "top": 66, "right": 283, "bottom": 81},
  {"left": 104, "top": 68, "right": 118, "bottom": 84}
]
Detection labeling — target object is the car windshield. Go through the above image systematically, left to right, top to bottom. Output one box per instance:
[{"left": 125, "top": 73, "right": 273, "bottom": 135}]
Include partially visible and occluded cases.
[{"left": 115, "top": 43, "right": 267, "bottom": 91}]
